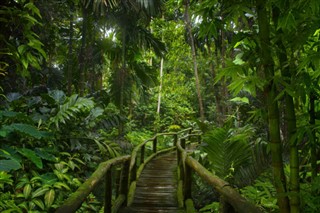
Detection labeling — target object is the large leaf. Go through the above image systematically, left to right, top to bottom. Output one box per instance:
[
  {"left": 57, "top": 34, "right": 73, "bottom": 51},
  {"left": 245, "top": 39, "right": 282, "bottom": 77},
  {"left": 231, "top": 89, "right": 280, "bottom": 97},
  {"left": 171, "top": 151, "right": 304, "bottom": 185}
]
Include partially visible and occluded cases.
[
  {"left": 48, "top": 90, "right": 66, "bottom": 104},
  {"left": 0, "top": 123, "right": 51, "bottom": 139},
  {"left": 18, "top": 148, "right": 43, "bottom": 169},
  {"left": 35, "top": 148, "right": 57, "bottom": 162},
  {"left": 0, "top": 159, "right": 21, "bottom": 171},
  {"left": 44, "top": 189, "right": 55, "bottom": 208}
]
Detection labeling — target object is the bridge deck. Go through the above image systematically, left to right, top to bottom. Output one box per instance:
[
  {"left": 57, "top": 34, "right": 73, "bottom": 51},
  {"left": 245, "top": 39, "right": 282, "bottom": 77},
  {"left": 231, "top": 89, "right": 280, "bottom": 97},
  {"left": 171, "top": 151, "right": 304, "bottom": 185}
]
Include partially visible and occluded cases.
[{"left": 119, "top": 152, "right": 184, "bottom": 213}]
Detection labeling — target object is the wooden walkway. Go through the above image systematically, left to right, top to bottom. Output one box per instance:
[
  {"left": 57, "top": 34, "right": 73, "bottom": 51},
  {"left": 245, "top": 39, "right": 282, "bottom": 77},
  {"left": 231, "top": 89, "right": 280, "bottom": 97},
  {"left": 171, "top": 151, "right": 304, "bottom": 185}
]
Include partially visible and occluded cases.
[{"left": 119, "top": 152, "right": 184, "bottom": 213}]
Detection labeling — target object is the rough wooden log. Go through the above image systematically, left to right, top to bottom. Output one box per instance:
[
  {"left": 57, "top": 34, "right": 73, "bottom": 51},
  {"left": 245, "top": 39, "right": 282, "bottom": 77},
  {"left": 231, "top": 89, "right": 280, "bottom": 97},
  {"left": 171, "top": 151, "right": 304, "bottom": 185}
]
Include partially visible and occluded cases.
[
  {"left": 55, "top": 155, "right": 130, "bottom": 213},
  {"left": 186, "top": 156, "right": 262, "bottom": 213}
]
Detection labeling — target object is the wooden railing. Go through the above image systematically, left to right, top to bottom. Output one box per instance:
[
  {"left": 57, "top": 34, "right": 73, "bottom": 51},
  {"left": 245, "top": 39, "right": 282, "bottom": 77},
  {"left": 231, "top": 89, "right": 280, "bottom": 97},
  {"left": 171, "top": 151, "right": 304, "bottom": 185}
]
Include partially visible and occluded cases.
[
  {"left": 56, "top": 127, "right": 262, "bottom": 213},
  {"left": 56, "top": 128, "right": 193, "bottom": 213},
  {"left": 126, "top": 128, "right": 193, "bottom": 205},
  {"left": 176, "top": 134, "right": 263, "bottom": 213},
  {"left": 55, "top": 155, "right": 131, "bottom": 213}
]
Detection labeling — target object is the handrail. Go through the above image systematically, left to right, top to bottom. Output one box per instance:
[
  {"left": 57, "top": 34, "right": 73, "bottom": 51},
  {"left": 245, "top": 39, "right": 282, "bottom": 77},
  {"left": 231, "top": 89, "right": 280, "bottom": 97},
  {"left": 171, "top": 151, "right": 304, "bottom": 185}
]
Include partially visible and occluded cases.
[
  {"left": 55, "top": 128, "right": 194, "bottom": 213},
  {"left": 126, "top": 128, "right": 193, "bottom": 205},
  {"left": 176, "top": 136, "right": 263, "bottom": 213},
  {"left": 55, "top": 155, "right": 131, "bottom": 213}
]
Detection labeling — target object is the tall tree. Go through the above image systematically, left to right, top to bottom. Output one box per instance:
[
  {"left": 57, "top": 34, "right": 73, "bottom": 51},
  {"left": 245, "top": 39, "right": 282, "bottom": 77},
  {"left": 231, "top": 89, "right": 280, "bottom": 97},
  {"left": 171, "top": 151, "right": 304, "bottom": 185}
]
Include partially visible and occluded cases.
[
  {"left": 184, "top": 0, "right": 205, "bottom": 122},
  {"left": 256, "top": 0, "right": 290, "bottom": 211}
]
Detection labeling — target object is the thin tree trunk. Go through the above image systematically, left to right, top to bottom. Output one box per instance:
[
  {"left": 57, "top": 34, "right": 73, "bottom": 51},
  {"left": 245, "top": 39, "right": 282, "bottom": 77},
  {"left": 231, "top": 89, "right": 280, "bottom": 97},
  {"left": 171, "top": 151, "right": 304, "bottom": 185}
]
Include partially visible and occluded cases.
[
  {"left": 184, "top": 0, "right": 205, "bottom": 122},
  {"left": 256, "top": 0, "right": 290, "bottom": 212},
  {"left": 67, "top": 2, "right": 74, "bottom": 96},
  {"left": 79, "top": 5, "right": 88, "bottom": 96},
  {"left": 273, "top": 6, "right": 300, "bottom": 211},
  {"left": 220, "top": 15, "right": 229, "bottom": 118},
  {"left": 118, "top": 30, "right": 127, "bottom": 135},
  {"left": 208, "top": 39, "right": 224, "bottom": 126},
  {"left": 278, "top": 44, "right": 300, "bottom": 213},
  {"left": 157, "top": 58, "right": 163, "bottom": 114},
  {"left": 309, "top": 91, "right": 317, "bottom": 180}
]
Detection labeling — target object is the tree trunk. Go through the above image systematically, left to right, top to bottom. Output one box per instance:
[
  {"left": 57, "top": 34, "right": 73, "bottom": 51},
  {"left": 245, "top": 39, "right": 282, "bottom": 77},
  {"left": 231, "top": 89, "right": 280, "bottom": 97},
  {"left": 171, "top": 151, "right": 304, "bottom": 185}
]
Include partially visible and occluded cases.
[
  {"left": 183, "top": 0, "right": 205, "bottom": 122},
  {"left": 256, "top": 0, "right": 290, "bottom": 212},
  {"left": 67, "top": 2, "right": 74, "bottom": 96},
  {"left": 79, "top": 5, "right": 88, "bottom": 96},
  {"left": 273, "top": 6, "right": 300, "bottom": 211},
  {"left": 118, "top": 30, "right": 127, "bottom": 135},
  {"left": 207, "top": 41, "right": 224, "bottom": 126},
  {"left": 277, "top": 43, "right": 300, "bottom": 213},
  {"left": 157, "top": 57, "right": 164, "bottom": 114},
  {"left": 309, "top": 91, "right": 317, "bottom": 180}
]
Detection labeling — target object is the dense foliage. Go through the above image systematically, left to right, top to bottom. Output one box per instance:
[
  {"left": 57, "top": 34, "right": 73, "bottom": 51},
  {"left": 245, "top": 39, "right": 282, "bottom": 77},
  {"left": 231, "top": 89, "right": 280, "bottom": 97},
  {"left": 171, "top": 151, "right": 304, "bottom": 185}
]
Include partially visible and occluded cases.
[{"left": 1, "top": 0, "right": 320, "bottom": 212}]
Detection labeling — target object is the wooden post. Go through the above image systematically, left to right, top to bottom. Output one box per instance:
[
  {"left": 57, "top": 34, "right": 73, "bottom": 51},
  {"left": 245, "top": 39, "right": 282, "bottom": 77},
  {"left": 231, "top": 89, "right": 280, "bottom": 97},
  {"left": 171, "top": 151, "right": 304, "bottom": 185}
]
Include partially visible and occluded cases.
[
  {"left": 188, "top": 129, "right": 192, "bottom": 141},
  {"left": 174, "top": 134, "right": 178, "bottom": 146},
  {"left": 198, "top": 134, "right": 201, "bottom": 144},
  {"left": 153, "top": 137, "right": 157, "bottom": 153},
  {"left": 181, "top": 138, "right": 186, "bottom": 149},
  {"left": 140, "top": 145, "right": 145, "bottom": 164},
  {"left": 120, "top": 160, "right": 130, "bottom": 206},
  {"left": 130, "top": 161, "right": 137, "bottom": 183},
  {"left": 185, "top": 164, "right": 192, "bottom": 199},
  {"left": 104, "top": 167, "right": 112, "bottom": 213},
  {"left": 115, "top": 167, "right": 121, "bottom": 197}
]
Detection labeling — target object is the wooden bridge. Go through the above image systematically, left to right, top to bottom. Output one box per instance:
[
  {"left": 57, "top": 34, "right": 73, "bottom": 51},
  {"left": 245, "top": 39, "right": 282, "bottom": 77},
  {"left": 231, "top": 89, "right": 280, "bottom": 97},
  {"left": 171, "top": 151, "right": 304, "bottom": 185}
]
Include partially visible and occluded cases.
[{"left": 55, "top": 128, "right": 262, "bottom": 213}]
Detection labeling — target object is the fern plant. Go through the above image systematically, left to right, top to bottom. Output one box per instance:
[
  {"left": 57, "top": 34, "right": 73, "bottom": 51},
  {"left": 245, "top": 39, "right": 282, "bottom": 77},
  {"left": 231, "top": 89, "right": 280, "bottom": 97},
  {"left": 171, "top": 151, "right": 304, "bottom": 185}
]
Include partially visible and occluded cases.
[
  {"left": 50, "top": 94, "right": 94, "bottom": 129},
  {"left": 201, "top": 126, "right": 252, "bottom": 182}
]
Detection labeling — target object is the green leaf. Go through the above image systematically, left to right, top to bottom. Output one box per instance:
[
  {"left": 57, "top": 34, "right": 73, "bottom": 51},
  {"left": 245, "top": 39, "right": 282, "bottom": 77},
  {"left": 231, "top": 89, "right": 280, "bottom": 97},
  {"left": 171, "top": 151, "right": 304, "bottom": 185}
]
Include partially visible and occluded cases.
[
  {"left": 24, "top": 3, "right": 41, "bottom": 18},
  {"left": 277, "top": 11, "right": 296, "bottom": 32},
  {"left": 22, "top": 13, "right": 39, "bottom": 25},
  {"left": 28, "top": 39, "right": 47, "bottom": 58},
  {"left": 18, "top": 45, "right": 28, "bottom": 55},
  {"left": 21, "top": 58, "right": 29, "bottom": 70},
  {"left": 48, "top": 90, "right": 66, "bottom": 104},
  {"left": 230, "top": 97, "right": 249, "bottom": 104},
  {"left": 3, "top": 123, "right": 51, "bottom": 139},
  {"left": 18, "top": 148, "right": 43, "bottom": 169},
  {"left": 35, "top": 148, "right": 57, "bottom": 162},
  {"left": 0, "top": 159, "right": 21, "bottom": 171},
  {"left": 0, "top": 171, "right": 13, "bottom": 188},
  {"left": 40, "top": 173, "right": 57, "bottom": 185},
  {"left": 53, "top": 182, "right": 70, "bottom": 190},
  {"left": 23, "top": 184, "right": 32, "bottom": 199},
  {"left": 32, "top": 187, "right": 49, "bottom": 198},
  {"left": 44, "top": 189, "right": 55, "bottom": 208},
  {"left": 32, "top": 199, "right": 45, "bottom": 210}
]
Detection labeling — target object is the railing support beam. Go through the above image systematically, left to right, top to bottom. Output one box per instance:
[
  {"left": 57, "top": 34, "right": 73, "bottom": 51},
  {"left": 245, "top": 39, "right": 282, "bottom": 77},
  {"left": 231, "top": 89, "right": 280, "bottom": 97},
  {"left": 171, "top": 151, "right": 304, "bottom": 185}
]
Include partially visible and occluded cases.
[
  {"left": 153, "top": 137, "right": 157, "bottom": 153},
  {"left": 104, "top": 167, "right": 112, "bottom": 213}
]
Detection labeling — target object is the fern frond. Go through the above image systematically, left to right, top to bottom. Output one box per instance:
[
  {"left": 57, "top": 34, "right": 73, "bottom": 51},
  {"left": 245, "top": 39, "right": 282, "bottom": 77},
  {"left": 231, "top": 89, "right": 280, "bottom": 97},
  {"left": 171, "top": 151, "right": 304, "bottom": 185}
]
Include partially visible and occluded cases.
[
  {"left": 50, "top": 95, "right": 94, "bottom": 129},
  {"left": 201, "top": 127, "right": 252, "bottom": 181},
  {"left": 93, "top": 139, "right": 121, "bottom": 159}
]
